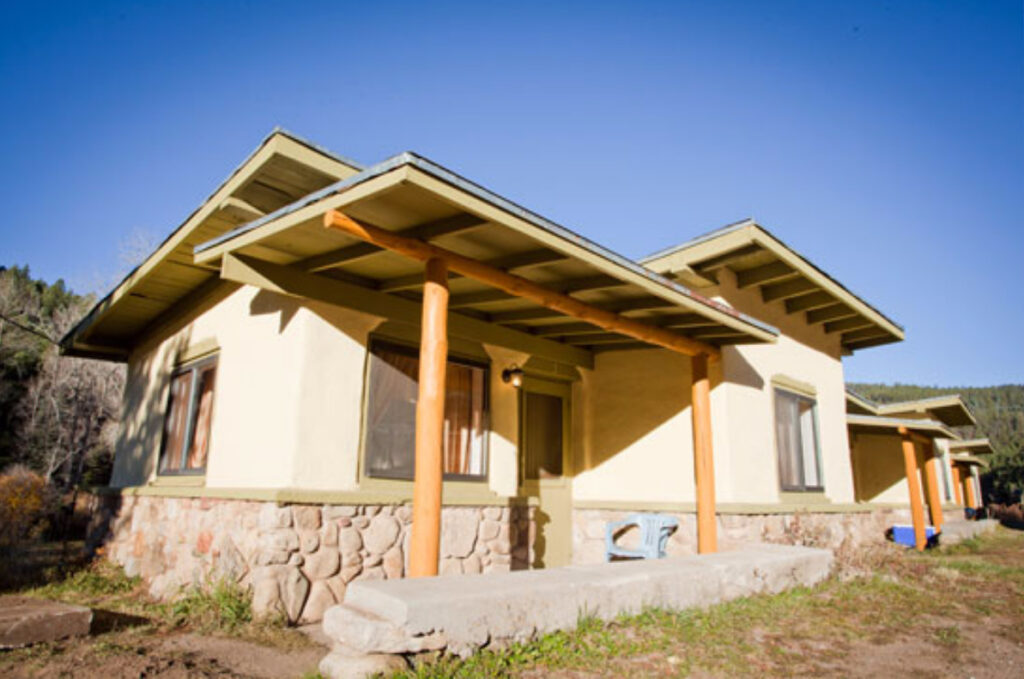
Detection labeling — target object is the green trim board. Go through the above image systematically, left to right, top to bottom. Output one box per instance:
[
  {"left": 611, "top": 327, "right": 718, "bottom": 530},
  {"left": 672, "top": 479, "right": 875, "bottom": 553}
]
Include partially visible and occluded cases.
[
  {"left": 96, "top": 484, "right": 538, "bottom": 507},
  {"left": 572, "top": 498, "right": 908, "bottom": 515}
]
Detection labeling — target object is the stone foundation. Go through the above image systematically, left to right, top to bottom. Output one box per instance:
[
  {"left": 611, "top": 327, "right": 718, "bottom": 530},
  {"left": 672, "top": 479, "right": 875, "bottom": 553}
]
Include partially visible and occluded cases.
[
  {"left": 88, "top": 494, "right": 534, "bottom": 623},
  {"left": 573, "top": 507, "right": 912, "bottom": 565}
]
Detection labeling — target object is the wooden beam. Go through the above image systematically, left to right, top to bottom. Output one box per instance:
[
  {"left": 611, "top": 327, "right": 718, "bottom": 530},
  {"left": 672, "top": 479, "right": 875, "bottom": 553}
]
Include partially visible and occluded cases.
[
  {"left": 325, "top": 211, "right": 720, "bottom": 357},
  {"left": 299, "top": 213, "right": 487, "bottom": 273},
  {"left": 691, "top": 243, "right": 763, "bottom": 272},
  {"left": 377, "top": 248, "right": 569, "bottom": 293},
  {"left": 220, "top": 253, "right": 593, "bottom": 368},
  {"left": 409, "top": 258, "right": 448, "bottom": 578},
  {"left": 736, "top": 260, "right": 797, "bottom": 288},
  {"left": 761, "top": 278, "right": 818, "bottom": 302},
  {"left": 448, "top": 290, "right": 513, "bottom": 308},
  {"left": 785, "top": 290, "right": 835, "bottom": 314},
  {"left": 806, "top": 303, "right": 856, "bottom": 324},
  {"left": 823, "top": 316, "right": 873, "bottom": 334},
  {"left": 533, "top": 321, "right": 605, "bottom": 337},
  {"left": 841, "top": 327, "right": 890, "bottom": 343},
  {"left": 563, "top": 332, "right": 635, "bottom": 345},
  {"left": 844, "top": 335, "right": 898, "bottom": 351},
  {"left": 691, "top": 353, "right": 717, "bottom": 554},
  {"left": 899, "top": 427, "right": 928, "bottom": 552},
  {"left": 922, "top": 440, "right": 944, "bottom": 533},
  {"left": 951, "top": 464, "right": 963, "bottom": 506}
]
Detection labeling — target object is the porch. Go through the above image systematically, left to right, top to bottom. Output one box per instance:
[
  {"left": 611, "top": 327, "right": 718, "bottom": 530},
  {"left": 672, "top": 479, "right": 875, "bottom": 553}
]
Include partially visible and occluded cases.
[{"left": 190, "top": 152, "right": 779, "bottom": 573}]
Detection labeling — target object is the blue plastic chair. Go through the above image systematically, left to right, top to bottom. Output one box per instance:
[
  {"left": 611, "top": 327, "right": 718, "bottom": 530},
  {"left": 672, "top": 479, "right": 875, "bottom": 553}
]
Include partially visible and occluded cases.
[{"left": 605, "top": 513, "right": 678, "bottom": 561}]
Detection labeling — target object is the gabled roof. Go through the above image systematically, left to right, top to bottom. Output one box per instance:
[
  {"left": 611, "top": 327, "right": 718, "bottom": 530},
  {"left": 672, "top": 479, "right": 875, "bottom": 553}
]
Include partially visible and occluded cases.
[
  {"left": 61, "top": 129, "right": 363, "bottom": 359},
  {"left": 191, "top": 151, "right": 779, "bottom": 353},
  {"left": 642, "top": 220, "right": 904, "bottom": 353},
  {"left": 844, "top": 389, "right": 977, "bottom": 428}
]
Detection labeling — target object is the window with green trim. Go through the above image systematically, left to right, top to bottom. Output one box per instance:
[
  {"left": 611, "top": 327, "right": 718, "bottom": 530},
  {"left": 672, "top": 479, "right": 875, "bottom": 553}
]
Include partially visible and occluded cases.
[
  {"left": 363, "top": 340, "right": 488, "bottom": 481},
  {"left": 159, "top": 355, "right": 217, "bottom": 475},
  {"left": 773, "top": 387, "right": 823, "bottom": 492}
]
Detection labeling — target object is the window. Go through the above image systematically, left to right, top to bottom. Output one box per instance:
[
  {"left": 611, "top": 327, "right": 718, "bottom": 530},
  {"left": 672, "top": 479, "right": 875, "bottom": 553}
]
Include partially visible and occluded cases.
[
  {"left": 364, "top": 341, "right": 488, "bottom": 481},
  {"left": 159, "top": 355, "right": 217, "bottom": 475},
  {"left": 773, "top": 388, "right": 823, "bottom": 491}
]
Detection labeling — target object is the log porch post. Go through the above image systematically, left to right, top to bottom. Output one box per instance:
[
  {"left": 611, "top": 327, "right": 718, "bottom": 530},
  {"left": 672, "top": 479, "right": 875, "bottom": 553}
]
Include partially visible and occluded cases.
[
  {"left": 409, "top": 257, "right": 449, "bottom": 577},
  {"left": 691, "top": 353, "right": 717, "bottom": 554},
  {"left": 899, "top": 428, "right": 927, "bottom": 551},
  {"left": 922, "top": 440, "right": 944, "bottom": 533},
  {"left": 951, "top": 464, "right": 963, "bottom": 506},
  {"left": 964, "top": 469, "right": 977, "bottom": 508}
]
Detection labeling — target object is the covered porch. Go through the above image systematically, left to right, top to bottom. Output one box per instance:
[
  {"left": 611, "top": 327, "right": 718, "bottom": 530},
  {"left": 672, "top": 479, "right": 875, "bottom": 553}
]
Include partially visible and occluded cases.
[
  {"left": 189, "top": 152, "right": 778, "bottom": 574},
  {"left": 847, "top": 414, "right": 956, "bottom": 551}
]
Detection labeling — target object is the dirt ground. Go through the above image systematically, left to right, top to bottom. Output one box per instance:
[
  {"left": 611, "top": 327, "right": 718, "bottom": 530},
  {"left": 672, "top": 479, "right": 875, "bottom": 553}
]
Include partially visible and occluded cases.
[
  {"left": 2, "top": 527, "right": 1023, "bottom": 678},
  {"left": 1, "top": 626, "right": 326, "bottom": 679}
]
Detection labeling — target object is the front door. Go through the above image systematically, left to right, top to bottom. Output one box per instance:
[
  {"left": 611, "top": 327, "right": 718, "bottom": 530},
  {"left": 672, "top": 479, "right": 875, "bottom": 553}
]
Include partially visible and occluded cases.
[{"left": 520, "top": 377, "right": 572, "bottom": 568}]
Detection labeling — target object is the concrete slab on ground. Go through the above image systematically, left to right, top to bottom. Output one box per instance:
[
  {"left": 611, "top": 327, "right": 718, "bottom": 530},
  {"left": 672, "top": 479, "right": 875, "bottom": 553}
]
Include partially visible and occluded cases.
[
  {"left": 941, "top": 518, "right": 998, "bottom": 545},
  {"left": 320, "top": 542, "right": 832, "bottom": 678},
  {"left": 0, "top": 596, "right": 92, "bottom": 648}
]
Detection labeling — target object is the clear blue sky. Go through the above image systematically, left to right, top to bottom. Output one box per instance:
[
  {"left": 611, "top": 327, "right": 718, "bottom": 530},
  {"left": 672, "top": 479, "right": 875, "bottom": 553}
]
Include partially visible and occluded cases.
[{"left": 1, "top": 1, "right": 1021, "bottom": 386}]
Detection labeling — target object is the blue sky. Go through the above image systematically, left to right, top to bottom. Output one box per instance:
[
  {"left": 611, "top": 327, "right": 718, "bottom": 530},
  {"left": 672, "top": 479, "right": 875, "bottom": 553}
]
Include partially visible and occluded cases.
[{"left": 1, "top": 1, "right": 1021, "bottom": 386}]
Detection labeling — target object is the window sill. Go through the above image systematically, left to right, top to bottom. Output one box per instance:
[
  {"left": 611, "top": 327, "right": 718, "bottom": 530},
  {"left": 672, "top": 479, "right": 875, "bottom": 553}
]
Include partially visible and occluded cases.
[
  {"left": 149, "top": 474, "right": 206, "bottom": 488},
  {"left": 778, "top": 491, "right": 830, "bottom": 505}
]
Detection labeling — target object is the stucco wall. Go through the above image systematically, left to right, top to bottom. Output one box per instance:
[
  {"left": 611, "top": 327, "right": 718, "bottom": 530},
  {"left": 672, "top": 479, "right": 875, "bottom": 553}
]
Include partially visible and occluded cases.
[
  {"left": 112, "top": 268, "right": 857, "bottom": 512},
  {"left": 110, "top": 283, "right": 530, "bottom": 499}
]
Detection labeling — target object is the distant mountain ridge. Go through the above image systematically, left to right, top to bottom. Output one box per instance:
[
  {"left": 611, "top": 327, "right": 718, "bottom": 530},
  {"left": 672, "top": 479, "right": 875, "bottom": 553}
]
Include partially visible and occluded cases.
[{"left": 847, "top": 382, "right": 1024, "bottom": 500}]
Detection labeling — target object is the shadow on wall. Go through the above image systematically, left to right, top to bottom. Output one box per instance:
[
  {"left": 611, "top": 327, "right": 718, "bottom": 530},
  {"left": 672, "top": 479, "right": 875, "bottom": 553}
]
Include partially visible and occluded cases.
[
  {"left": 111, "top": 329, "right": 192, "bottom": 487},
  {"left": 577, "top": 347, "right": 762, "bottom": 476},
  {"left": 849, "top": 433, "right": 927, "bottom": 502}
]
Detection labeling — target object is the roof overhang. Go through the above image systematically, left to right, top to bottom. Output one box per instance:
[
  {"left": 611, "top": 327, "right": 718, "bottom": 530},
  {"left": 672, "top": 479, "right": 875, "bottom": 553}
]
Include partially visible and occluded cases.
[
  {"left": 60, "top": 129, "right": 363, "bottom": 360},
  {"left": 191, "top": 152, "right": 779, "bottom": 355},
  {"left": 642, "top": 220, "right": 905, "bottom": 353},
  {"left": 844, "top": 389, "right": 977, "bottom": 428},
  {"left": 875, "top": 395, "right": 977, "bottom": 428},
  {"left": 846, "top": 413, "right": 957, "bottom": 440},
  {"left": 949, "top": 438, "right": 995, "bottom": 456},
  {"left": 951, "top": 453, "right": 989, "bottom": 468}
]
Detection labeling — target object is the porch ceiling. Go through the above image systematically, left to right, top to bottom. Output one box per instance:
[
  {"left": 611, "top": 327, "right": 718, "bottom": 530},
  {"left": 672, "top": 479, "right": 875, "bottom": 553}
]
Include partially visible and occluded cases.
[
  {"left": 192, "top": 153, "right": 778, "bottom": 355},
  {"left": 642, "top": 220, "right": 905, "bottom": 353}
]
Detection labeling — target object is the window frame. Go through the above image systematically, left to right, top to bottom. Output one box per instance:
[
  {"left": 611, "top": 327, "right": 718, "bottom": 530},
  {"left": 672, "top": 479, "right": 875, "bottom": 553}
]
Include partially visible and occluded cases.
[
  {"left": 361, "top": 338, "right": 491, "bottom": 483},
  {"left": 158, "top": 354, "right": 218, "bottom": 477},
  {"left": 772, "top": 386, "right": 824, "bottom": 493}
]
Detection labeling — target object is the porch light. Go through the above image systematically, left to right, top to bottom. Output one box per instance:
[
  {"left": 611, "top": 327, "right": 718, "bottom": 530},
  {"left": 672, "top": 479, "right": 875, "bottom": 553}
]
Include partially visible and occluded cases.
[{"left": 501, "top": 366, "right": 524, "bottom": 388}]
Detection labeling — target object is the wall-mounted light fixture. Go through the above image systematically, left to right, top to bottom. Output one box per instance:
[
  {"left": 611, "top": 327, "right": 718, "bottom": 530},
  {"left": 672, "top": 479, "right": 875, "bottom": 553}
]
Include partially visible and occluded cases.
[{"left": 501, "top": 365, "right": 524, "bottom": 388}]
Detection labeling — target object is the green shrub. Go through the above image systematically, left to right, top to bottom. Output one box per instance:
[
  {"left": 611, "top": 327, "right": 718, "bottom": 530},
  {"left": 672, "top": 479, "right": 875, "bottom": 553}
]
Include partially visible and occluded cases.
[{"left": 0, "top": 466, "right": 50, "bottom": 548}]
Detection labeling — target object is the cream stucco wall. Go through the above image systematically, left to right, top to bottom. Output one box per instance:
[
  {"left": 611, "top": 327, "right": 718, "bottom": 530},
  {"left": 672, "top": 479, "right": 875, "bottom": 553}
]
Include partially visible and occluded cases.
[
  {"left": 112, "top": 266, "right": 860, "bottom": 512},
  {"left": 111, "top": 283, "right": 530, "bottom": 499}
]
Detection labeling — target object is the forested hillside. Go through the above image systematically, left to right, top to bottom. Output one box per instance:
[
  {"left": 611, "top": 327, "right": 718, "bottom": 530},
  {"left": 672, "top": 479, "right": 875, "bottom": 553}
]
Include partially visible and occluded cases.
[
  {"left": 0, "top": 265, "right": 122, "bottom": 490},
  {"left": 849, "top": 382, "right": 1024, "bottom": 501}
]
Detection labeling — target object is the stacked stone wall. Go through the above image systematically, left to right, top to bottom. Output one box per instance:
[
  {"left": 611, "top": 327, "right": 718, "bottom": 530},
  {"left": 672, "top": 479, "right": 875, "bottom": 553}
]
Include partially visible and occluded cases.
[{"left": 88, "top": 495, "right": 534, "bottom": 623}]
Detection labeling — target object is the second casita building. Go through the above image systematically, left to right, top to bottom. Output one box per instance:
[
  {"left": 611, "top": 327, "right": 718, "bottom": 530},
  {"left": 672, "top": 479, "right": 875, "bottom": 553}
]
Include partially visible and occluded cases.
[{"left": 67, "top": 130, "right": 916, "bottom": 622}]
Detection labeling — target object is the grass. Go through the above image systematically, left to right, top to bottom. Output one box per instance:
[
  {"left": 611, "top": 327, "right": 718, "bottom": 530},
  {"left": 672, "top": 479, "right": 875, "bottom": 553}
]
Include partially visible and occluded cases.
[
  {"left": 398, "top": 527, "right": 1024, "bottom": 678},
  {"left": 15, "top": 558, "right": 308, "bottom": 649}
]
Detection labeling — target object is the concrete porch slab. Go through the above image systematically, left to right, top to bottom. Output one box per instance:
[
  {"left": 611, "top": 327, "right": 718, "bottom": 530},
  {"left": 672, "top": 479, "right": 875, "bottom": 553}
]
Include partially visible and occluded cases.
[
  {"left": 941, "top": 518, "right": 998, "bottom": 545},
  {"left": 321, "top": 543, "right": 832, "bottom": 673},
  {"left": 0, "top": 596, "right": 93, "bottom": 649}
]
